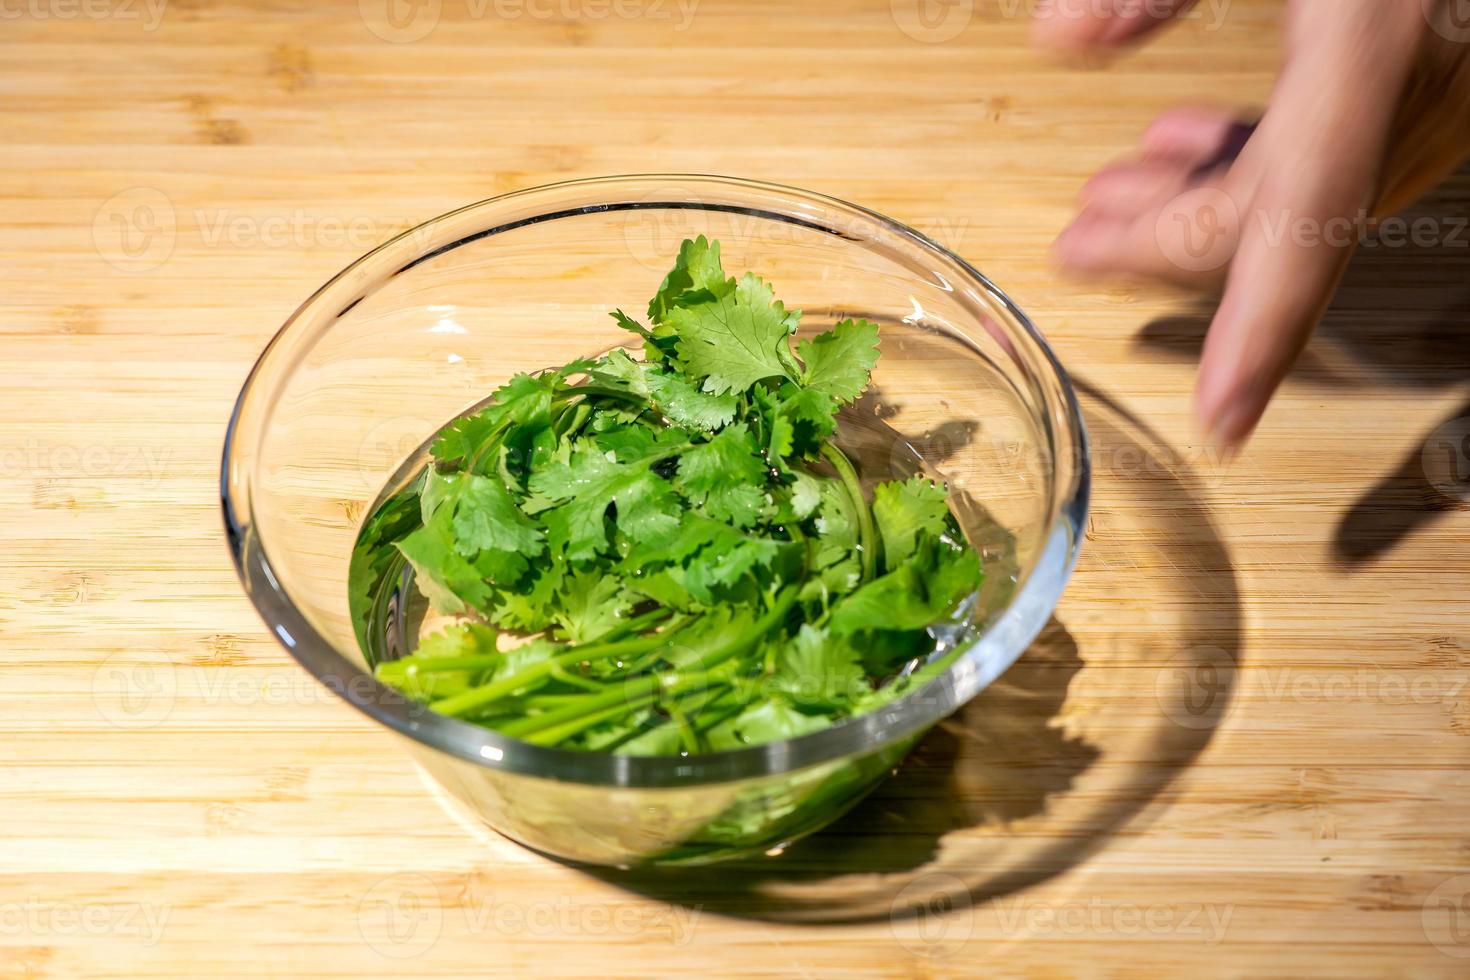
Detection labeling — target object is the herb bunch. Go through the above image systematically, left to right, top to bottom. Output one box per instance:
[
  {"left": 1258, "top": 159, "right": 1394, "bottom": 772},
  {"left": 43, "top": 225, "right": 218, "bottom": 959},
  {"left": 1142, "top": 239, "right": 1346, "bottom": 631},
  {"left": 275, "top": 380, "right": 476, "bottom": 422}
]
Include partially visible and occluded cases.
[{"left": 366, "top": 237, "right": 983, "bottom": 754}]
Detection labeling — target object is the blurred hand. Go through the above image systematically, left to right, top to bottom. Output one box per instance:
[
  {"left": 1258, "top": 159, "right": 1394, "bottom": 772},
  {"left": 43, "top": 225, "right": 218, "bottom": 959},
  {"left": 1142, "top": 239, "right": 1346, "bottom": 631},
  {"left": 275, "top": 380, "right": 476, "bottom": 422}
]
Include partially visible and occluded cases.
[{"left": 1035, "top": 0, "right": 1470, "bottom": 446}]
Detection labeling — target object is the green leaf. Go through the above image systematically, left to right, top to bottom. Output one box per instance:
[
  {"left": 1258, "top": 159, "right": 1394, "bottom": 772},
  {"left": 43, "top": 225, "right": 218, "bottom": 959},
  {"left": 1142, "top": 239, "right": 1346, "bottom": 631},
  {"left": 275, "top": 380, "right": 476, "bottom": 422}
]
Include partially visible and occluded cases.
[
  {"left": 648, "top": 235, "right": 732, "bottom": 323},
  {"left": 349, "top": 236, "right": 989, "bottom": 758},
  {"left": 670, "top": 273, "right": 799, "bottom": 395},
  {"left": 611, "top": 310, "right": 655, "bottom": 341},
  {"left": 798, "top": 319, "right": 880, "bottom": 403},
  {"left": 587, "top": 348, "right": 651, "bottom": 397},
  {"left": 646, "top": 369, "right": 738, "bottom": 431},
  {"left": 431, "top": 372, "right": 556, "bottom": 465},
  {"left": 771, "top": 384, "right": 838, "bottom": 460},
  {"left": 429, "top": 411, "right": 501, "bottom": 467},
  {"left": 593, "top": 423, "right": 657, "bottom": 463},
  {"left": 674, "top": 423, "right": 770, "bottom": 527},
  {"left": 529, "top": 448, "right": 682, "bottom": 560},
  {"left": 420, "top": 467, "right": 459, "bottom": 523},
  {"left": 611, "top": 469, "right": 683, "bottom": 546},
  {"left": 789, "top": 471, "right": 824, "bottom": 521},
  {"left": 450, "top": 474, "right": 545, "bottom": 556},
  {"left": 872, "top": 476, "right": 950, "bottom": 568},
  {"left": 813, "top": 478, "right": 858, "bottom": 567},
  {"left": 395, "top": 507, "right": 491, "bottom": 615},
  {"left": 623, "top": 513, "right": 735, "bottom": 572},
  {"left": 683, "top": 535, "right": 788, "bottom": 602},
  {"left": 829, "top": 537, "right": 982, "bottom": 636},
  {"left": 473, "top": 546, "right": 530, "bottom": 586},
  {"left": 491, "top": 563, "right": 564, "bottom": 633},
  {"left": 627, "top": 567, "right": 700, "bottom": 611},
  {"left": 552, "top": 570, "right": 633, "bottom": 644},
  {"left": 659, "top": 606, "right": 754, "bottom": 668},
  {"left": 417, "top": 622, "right": 499, "bottom": 659},
  {"left": 772, "top": 624, "right": 870, "bottom": 709},
  {"left": 706, "top": 699, "right": 828, "bottom": 750}
]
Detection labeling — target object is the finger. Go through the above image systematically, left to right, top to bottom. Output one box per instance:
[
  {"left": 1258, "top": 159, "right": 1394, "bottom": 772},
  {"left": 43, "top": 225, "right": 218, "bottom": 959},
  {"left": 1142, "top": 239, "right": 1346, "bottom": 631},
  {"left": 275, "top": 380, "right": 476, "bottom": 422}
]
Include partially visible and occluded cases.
[
  {"left": 1032, "top": 0, "right": 1199, "bottom": 53},
  {"left": 1193, "top": 0, "right": 1424, "bottom": 446},
  {"left": 1139, "top": 106, "right": 1253, "bottom": 165},
  {"left": 1077, "top": 159, "right": 1199, "bottom": 217},
  {"left": 1055, "top": 171, "right": 1237, "bottom": 286}
]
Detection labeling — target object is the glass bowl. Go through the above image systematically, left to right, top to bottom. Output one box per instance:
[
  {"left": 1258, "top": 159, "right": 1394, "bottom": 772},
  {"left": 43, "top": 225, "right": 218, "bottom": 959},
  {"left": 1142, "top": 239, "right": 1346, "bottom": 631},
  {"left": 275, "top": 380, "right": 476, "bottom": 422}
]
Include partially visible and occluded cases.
[{"left": 221, "top": 174, "right": 1090, "bottom": 866}]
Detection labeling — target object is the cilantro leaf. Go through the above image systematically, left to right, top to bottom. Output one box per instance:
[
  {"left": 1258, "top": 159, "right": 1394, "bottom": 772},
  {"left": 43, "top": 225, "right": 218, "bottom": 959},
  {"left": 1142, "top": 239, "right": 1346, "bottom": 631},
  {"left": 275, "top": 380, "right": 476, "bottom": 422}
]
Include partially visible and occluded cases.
[
  {"left": 648, "top": 235, "right": 732, "bottom": 323},
  {"left": 670, "top": 273, "right": 800, "bottom": 395},
  {"left": 798, "top": 318, "right": 880, "bottom": 403},
  {"left": 587, "top": 348, "right": 651, "bottom": 397},
  {"left": 646, "top": 368, "right": 738, "bottom": 431},
  {"left": 431, "top": 372, "right": 556, "bottom": 465},
  {"left": 771, "top": 384, "right": 838, "bottom": 460},
  {"left": 429, "top": 411, "right": 501, "bottom": 467},
  {"left": 673, "top": 423, "right": 770, "bottom": 526},
  {"left": 530, "top": 448, "right": 681, "bottom": 559},
  {"left": 610, "top": 469, "right": 682, "bottom": 546},
  {"left": 788, "top": 471, "right": 823, "bottom": 521},
  {"left": 450, "top": 474, "right": 545, "bottom": 557},
  {"left": 872, "top": 476, "right": 951, "bottom": 568},
  {"left": 813, "top": 477, "right": 859, "bottom": 567},
  {"left": 395, "top": 506, "right": 491, "bottom": 614},
  {"left": 683, "top": 534, "right": 788, "bottom": 603},
  {"left": 829, "top": 537, "right": 982, "bottom": 636},
  {"left": 491, "top": 563, "right": 564, "bottom": 633},
  {"left": 552, "top": 570, "right": 633, "bottom": 644},
  {"left": 417, "top": 622, "right": 499, "bottom": 659},
  {"left": 772, "top": 624, "right": 870, "bottom": 710},
  {"left": 706, "top": 700, "right": 828, "bottom": 750}
]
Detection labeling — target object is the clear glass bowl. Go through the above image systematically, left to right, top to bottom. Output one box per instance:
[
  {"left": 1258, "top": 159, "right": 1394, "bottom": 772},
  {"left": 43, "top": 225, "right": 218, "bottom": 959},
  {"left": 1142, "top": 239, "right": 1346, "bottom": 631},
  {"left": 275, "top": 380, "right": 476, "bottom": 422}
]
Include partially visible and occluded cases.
[{"left": 222, "top": 175, "right": 1090, "bottom": 866}]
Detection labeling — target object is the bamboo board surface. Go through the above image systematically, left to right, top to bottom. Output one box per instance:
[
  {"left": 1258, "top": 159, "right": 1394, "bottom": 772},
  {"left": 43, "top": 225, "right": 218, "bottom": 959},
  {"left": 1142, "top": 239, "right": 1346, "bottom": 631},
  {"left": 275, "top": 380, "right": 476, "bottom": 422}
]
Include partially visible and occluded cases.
[{"left": 3, "top": 0, "right": 1470, "bottom": 976}]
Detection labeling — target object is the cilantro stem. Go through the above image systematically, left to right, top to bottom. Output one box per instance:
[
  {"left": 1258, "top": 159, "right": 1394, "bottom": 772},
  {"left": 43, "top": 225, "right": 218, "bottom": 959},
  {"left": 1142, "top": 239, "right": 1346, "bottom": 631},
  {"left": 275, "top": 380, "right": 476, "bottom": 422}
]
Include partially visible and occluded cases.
[
  {"left": 557, "top": 385, "right": 649, "bottom": 409},
  {"left": 820, "top": 442, "right": 878, "bottom": 582},
  {"left": 503, "top": 585, "right": 799, "bottom": 743},
  {"left": 594, "top": 605, "right": 676, "bottom": 644},
  {"left": 431, "top": 621, "right": 684, "bottom": 718},
  {"left": 377, "top": 654, "right": 501, "bottom": 677},
  {"left": 549, "top": 663, "right": 607, "bottom": 692},
  {"left": 520, "top": 695, "right": 659, "bottom": 746}
]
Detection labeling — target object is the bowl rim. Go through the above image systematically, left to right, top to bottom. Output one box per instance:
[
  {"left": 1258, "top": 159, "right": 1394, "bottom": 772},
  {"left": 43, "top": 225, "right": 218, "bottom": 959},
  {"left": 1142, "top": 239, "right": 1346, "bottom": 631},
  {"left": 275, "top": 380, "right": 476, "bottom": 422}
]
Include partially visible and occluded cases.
[{"left": 221, "top": 173, "right": 1091, "bottom": 788}]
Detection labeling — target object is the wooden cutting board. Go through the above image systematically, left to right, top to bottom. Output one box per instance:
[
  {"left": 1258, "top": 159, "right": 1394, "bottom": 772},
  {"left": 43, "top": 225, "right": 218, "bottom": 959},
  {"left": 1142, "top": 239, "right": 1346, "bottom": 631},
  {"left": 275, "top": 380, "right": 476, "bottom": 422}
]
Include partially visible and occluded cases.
[{"left": 3, "top": 0, "right": 1469, "bottom": 975}]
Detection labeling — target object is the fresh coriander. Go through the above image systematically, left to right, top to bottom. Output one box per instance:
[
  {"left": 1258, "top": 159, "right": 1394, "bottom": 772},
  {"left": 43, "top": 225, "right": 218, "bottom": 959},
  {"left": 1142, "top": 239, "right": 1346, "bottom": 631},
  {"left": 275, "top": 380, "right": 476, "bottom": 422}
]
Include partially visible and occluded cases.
[{"left": 351, "top": 237, "right": 983, "bottom": 755}]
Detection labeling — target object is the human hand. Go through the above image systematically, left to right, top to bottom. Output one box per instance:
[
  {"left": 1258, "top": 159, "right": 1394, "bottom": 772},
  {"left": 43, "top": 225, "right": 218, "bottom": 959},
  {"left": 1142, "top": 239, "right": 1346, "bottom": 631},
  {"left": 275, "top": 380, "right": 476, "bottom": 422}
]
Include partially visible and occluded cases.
[{"left": 1035, "top": 0, "right": 1470, "bottom": 446}]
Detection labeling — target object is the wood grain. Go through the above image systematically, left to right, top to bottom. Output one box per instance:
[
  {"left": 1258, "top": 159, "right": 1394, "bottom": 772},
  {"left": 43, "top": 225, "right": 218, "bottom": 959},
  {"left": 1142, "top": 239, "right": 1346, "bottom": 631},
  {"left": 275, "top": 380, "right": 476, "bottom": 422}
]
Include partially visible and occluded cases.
[{"left": 3, "top": 0, "right": 1469, "bottom": 975}]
